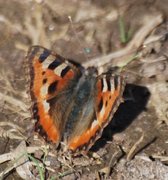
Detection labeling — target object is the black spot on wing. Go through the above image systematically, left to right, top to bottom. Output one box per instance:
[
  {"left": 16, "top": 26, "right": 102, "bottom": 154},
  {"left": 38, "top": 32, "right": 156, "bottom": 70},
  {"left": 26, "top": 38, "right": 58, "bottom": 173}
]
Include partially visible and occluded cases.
[
  {"left": 39, "top": 49, "right": 50, "bottom": 63},
  {"left": 48, "top": 59, "right": 62, "bottom": 70},
  {"left": 61, "top": 66, "right": 71, "bottom": 77},
  {"left": 114, "top": 76, "right": 119, "bottom": 90},
  {"left": 106, "top": 77, "right": 111, "bottom": 91},
  {"left": 42, "top": 78, "right": 47, "bottom": 84},
  {"left": 100, "top": 79, "right": 104, "bottom": 91},
  {"left": 48, "top": 81, "right": 58, "bottom": 94},
  {"left": 98, "top": 98, "right": 103, "bottom": 112},
  {"left": 105, "top": 100, "right": 108, "bottom": 107}
]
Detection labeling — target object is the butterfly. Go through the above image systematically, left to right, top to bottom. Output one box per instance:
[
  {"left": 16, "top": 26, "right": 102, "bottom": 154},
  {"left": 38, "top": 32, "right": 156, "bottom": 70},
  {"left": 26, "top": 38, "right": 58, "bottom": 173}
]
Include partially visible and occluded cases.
[{"left": 27, "top": 46, "right": 125, "bottom": 153}]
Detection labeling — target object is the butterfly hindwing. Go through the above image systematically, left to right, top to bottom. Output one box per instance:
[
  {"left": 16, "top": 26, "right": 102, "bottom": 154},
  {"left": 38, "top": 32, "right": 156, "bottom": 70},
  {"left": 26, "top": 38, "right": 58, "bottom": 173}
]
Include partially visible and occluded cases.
[
  {"left": 67, "top": 71, "right": 125, "bottom": 152},
  {"left": 96, "top": 73, "right": 125, "bottom": 126}
]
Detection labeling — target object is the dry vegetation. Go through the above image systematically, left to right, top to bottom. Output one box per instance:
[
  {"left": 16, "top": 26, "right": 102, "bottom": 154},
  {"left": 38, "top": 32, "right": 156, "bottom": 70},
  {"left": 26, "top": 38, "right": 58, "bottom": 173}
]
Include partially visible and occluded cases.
[{"left": 0, "top": 0, "right": 168, "bottom": 179}]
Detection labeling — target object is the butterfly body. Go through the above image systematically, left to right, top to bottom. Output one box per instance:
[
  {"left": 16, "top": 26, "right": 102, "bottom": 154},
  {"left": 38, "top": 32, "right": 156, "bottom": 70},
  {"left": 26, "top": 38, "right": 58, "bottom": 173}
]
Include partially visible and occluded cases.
[{"left": 27, "top": 46, "right": 125, "bottom": 153}]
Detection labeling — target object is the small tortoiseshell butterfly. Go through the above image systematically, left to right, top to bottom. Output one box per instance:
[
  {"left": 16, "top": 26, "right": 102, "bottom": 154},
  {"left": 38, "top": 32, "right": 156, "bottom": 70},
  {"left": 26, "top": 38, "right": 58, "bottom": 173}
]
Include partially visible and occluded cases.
[{"left": 27, "top": 46, "right": 125, "bottom": 153}]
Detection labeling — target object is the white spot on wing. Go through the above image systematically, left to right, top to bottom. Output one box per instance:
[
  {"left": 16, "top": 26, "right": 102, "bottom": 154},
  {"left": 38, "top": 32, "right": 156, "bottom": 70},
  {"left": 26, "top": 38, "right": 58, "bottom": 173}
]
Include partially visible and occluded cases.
[
  {"left": 41, "top": 55, "right": 55, "bottom": 69},
  {"left": 54, "top": 63, "right": 67, "bottom": 76},
  {"left": 117, "top": 77, "right": 121, "bottom": 87},
  {"left": 102, "top": 78, "right": 108, "bottom": 92},
  {"left": 110, "top": 78, "right": 115, "bottom": 92},
  {"left": 40, "top": 84, "right": 48, "bottom": 97},
  {"left": 43, "top": 100, "right": 50, "bottom": 112},
  {"left": 99, "top": 106, "right": 105, "bottom": 118},
  {"left": 91, "top": 119, "right": 98, "bottom": 129}
]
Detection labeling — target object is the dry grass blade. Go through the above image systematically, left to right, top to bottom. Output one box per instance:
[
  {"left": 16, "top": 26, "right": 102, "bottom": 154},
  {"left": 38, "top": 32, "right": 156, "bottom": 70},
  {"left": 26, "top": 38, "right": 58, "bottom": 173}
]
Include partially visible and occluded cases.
[
  {"left": 24, "top": 4, "right": 51, "bottom": 47},
  {"left": 83, "top": 13, "right": 163, "bottom": 69},
  {"left": 0, "top": 92, "right": 30, "bottom": 118},
  {"left": 0, "top": 92, "right": 28, "bottom": 112},
  {"left": 0, "top": 120, "right": 26, "bottom": 141},
  {"left": 0, "top": 122, "right": 24, "bottom": 133},
  {"left": 0, "top": 127, "right": 25, "bottom": 140},
  {"left": 0, "top": 141, "right": 36, "bottom": 180},
  {"left": 15, "top": 142, "right": 36, "bottom": 180},
  {"left": 0, "top": 143, "right": 50, "bottom": 179},
  {"left": 0, "top": 145, "right": 45, "bottom": 164},
  {"left": 0, "top": 153, "right": 11, "bottom": 164}
]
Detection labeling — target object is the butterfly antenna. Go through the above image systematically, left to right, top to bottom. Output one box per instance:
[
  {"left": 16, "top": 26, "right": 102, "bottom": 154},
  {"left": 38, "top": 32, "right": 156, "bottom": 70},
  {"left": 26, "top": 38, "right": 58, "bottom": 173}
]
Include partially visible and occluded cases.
[{"left": 68, "top": 16, "right": 90, "bottom": 63}]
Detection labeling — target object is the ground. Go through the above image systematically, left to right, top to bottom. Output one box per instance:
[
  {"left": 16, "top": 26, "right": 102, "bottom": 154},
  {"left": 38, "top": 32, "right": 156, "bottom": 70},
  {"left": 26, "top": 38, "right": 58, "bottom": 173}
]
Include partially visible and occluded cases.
[{"left": 0, "top": 0, "right": 168, "bottom": 179}]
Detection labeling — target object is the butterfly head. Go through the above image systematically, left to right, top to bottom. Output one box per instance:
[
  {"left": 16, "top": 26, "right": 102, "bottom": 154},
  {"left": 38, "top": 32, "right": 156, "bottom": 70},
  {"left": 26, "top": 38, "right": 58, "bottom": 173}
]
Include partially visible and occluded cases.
[{"left": 84, "top": 67, "right": 98, "bottom": 77}]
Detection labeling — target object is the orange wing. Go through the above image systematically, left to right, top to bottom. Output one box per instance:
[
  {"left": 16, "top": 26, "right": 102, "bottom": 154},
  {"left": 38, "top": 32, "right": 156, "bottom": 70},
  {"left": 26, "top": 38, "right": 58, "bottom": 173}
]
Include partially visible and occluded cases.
[
  {"left": 27, "top": 46, "right": 81, "bottom": 143},
  {"left": 67, "top": 73, "right": 125, "bottom": 152}
]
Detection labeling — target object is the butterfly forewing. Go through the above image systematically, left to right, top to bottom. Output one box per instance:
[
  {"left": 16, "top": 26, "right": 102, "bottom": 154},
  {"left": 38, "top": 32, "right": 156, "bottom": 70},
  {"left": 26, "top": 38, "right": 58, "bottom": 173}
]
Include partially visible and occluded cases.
[{"left": 27, "top": 46, "right": 82, "bottom": 144}]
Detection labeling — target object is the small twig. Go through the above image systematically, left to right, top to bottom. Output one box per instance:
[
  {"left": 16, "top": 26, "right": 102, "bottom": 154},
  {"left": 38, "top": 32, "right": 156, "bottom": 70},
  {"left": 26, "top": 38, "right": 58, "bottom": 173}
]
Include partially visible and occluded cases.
[
  {"left": 83, "top": 13, "right": 163, "bottom": 69},
  {"left": 127, "top": 132, "right": 156, "bottom": 160},
  {"left": 98, "top": 146, "right": 124, "bottom": 178},
  {"left": 106, "top": 146, "right": 123, "bottom": 176},
  {"left": 151, "top": 155, "right": 168, "bottom": 162},
  {"left": 57, "top": 169, "right": 75, "bottom": 178}
]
